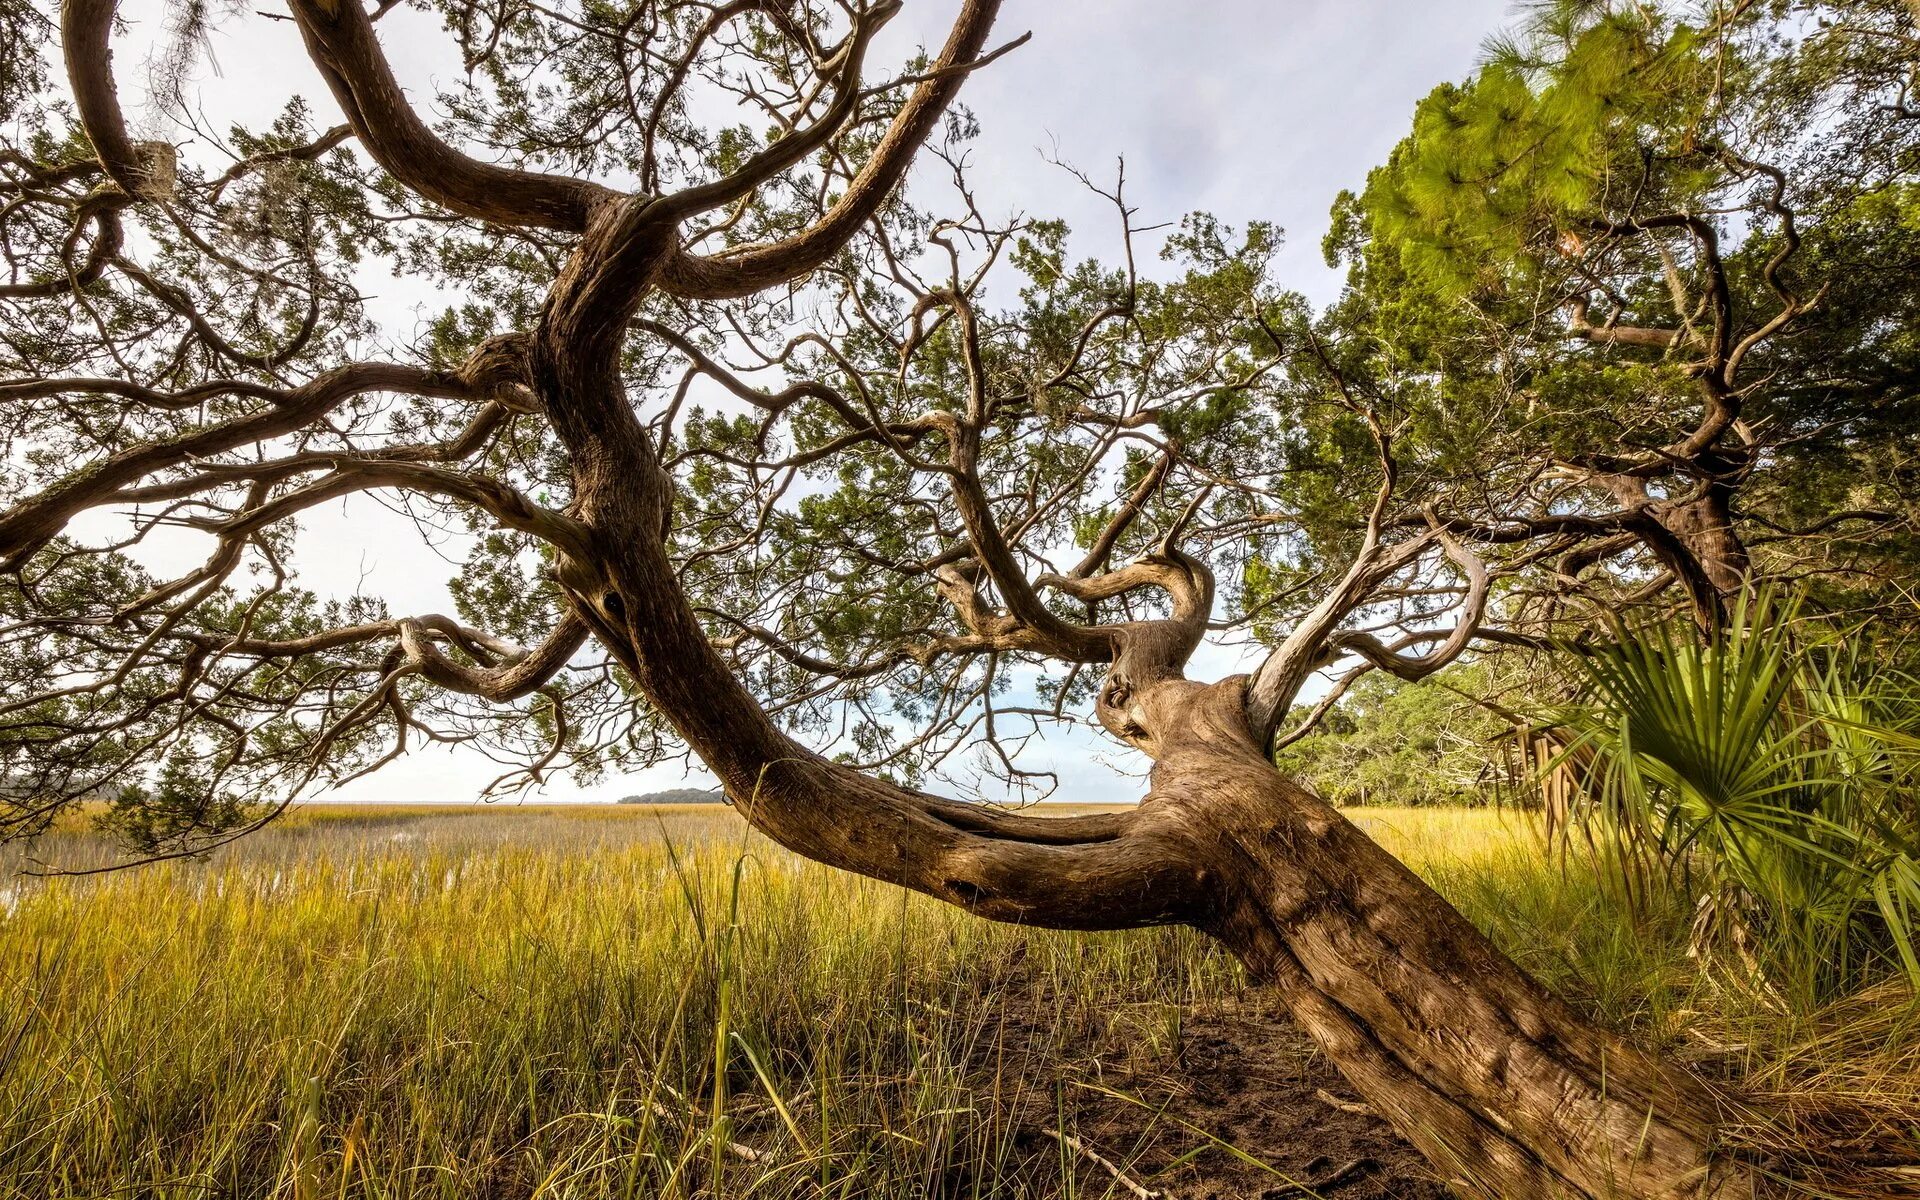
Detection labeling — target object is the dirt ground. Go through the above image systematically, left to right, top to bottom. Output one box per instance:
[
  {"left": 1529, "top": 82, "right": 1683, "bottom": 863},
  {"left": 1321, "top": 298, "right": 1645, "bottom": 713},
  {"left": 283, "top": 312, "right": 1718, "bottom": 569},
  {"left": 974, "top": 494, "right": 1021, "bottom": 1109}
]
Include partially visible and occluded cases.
[{"left": 994, "top": 993, "right": 1452, "bottom": 1200}]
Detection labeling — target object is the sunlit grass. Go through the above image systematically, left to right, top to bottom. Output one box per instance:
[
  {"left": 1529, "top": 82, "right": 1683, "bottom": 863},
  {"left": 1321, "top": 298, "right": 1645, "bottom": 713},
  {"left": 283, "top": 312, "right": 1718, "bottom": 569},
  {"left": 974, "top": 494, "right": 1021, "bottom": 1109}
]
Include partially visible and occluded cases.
[
  {"left": 0, "top": 803, "right": 1910, "bottom": 1197},
  {"left": 0, "top": 805, "right": 1225, "bottom": 1198},
  {"left": 1354, "top": 806, "right": 1920, "bottom": 1165}
]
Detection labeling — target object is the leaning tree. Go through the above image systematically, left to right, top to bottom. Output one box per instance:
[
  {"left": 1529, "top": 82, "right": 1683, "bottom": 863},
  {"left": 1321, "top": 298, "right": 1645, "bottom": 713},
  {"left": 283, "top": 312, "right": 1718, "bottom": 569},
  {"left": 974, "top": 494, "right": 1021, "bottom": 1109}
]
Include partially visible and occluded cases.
[{"left": 6, "top": 0, "right": 1914, "bottom": 1195}]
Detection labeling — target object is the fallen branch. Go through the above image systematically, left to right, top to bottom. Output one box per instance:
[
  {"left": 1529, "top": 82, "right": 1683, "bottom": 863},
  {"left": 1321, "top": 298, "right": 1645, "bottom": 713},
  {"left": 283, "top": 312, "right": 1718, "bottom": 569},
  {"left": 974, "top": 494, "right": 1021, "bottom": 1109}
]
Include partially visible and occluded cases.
[
  {"left": 1313, "top": 1087, "right": 1373, "bottom": 1116},
  {"left": 1042, "top": 1127, "right": 1162, "bottom": 1200},
  {"left": 1269, "top": 1155, "right": 1378, "bottom": 1197}
]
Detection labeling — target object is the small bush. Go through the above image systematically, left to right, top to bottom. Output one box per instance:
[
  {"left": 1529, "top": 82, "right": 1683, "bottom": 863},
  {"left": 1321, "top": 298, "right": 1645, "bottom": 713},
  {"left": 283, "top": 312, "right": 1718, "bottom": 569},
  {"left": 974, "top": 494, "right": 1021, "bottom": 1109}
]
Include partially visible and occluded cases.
[{"left": 1549, "top": 593, "right": 1920, "bottom": 1002}]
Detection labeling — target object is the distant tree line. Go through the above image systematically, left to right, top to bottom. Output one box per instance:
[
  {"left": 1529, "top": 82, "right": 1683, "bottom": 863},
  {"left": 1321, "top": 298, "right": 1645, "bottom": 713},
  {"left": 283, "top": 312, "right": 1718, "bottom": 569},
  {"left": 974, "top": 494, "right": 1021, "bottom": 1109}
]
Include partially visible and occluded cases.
[
  {"left": 1274, "top": 664, "right": 1516, "bottom": 807},
  {"left": 617, "top": 788, "right": 725, "bottom": 805}
]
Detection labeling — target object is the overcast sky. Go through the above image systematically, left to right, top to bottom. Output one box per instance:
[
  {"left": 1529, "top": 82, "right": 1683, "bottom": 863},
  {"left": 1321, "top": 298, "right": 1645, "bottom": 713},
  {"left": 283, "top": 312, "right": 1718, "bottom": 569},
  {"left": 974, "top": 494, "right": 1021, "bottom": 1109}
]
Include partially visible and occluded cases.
[{"left": 92, "top": 0, "right": 1516, "bottom": 804}]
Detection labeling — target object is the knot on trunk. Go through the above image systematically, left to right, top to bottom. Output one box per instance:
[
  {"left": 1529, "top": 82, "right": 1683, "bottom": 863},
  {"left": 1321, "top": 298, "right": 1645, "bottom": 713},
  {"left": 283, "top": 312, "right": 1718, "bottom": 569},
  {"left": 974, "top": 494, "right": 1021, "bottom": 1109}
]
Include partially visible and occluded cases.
[
  {"left": 455, "top": 332, "right": 541, "bottom": 411},
  {"left": 1098, "top": 673, "right": 1147, "bottom": 742}
]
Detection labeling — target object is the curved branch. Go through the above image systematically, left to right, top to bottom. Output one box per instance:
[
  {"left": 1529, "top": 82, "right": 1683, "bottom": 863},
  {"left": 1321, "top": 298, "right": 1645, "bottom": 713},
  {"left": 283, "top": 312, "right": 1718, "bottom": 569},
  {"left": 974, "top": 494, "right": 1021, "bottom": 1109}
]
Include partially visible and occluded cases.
[
  {"left": 60, "top": 0, "right": 146, "bottom": 194},
  {"left": 287, "top": 0, "right": 615, "bottom": 230},
  {"left": 639, "top": 0, "right": 764, "bottom": 193},
  {"left": 654, "top": 0, "right": 901, "bottom": 221},
  {"left": 658, "top": 0, "right": 1004, "bottom": 300},
  {"left": 206, "top": 124, "right": 354, "bottom": 201},
  {"left": 0, "top": 195, "right": 125, "bottom": 298},
  {"left": 1564, "top": 295, "right": 1684, "bottom": 351},
  {"left": 633, "top": 317, "right": 875, "bottom": 431},
  {"left": 0, "top": 360, "right": 494, "bottom": 570},
  {"left": 109, "top": 402, "right": 515, "bottom": 504},
  {"left": 1245, "top": 409, "right": 1422, "bottom": 739},
  {"left": 1065, "top": 449, "right": 1174, "bottom": 579},
  {"left": 321, "top": 459, "right": 595, "bottom": 558},
  {"left": 1331, "top": 528, "right": 1491, "bottom": 684},
  {"left": 1039, "top": 548, "right": 1214, "bottom": 628},
  {"left": 707, "top": 610, "right": 907, "bottom": 680},
  {"left": 399, "top": 611, "right": 589, "bottom": 701}
]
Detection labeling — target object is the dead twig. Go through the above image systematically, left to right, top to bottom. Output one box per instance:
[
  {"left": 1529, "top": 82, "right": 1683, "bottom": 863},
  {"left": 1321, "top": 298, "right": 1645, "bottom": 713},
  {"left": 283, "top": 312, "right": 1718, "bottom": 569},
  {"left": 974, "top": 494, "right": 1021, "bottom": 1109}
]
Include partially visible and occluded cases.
[
  {"left": 1313, "top": 1087, "right": 1373, "bottom": 1117},
  {"left": 1042, "top": 1127, "right": 1163, "bottom": 1200},
  {"left": 1269, "top": 1155, "right": 1379, "bottom": 1197}
]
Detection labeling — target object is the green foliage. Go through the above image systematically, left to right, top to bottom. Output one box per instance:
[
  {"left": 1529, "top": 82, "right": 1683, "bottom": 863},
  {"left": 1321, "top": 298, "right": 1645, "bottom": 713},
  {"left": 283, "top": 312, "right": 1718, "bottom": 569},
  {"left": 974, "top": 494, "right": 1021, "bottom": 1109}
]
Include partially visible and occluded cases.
[
  {"left": 0, "top": 0, "right": 49, "bottom": 116},
  {"left": 6, "top": 0, "right": 1919, "bottom": 850},
  {"left": 1298, "top": 0, "right": 1920, "bottom": 644},
  {"left": 1356, "top": 1, "right": 1729, "bottom": 294},
  {"left": 0, "top": 542, "right": 402, "bottom": 848},
  {"left": 1553, "top": 594, "right": 1920, "bottom": 1001},
  {"left": 1273, "top": 664, "right": 1514, "bottom": 806},
  {"left": 95, "top": 752, "right": 262, "bottom": 856}
]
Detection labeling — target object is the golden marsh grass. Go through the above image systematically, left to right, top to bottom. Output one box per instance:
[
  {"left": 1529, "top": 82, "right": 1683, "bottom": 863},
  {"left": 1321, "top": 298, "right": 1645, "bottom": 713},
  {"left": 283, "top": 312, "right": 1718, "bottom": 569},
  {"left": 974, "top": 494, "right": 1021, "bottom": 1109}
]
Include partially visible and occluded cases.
[{"left": 1, "top": 804, "right": 1911, "bottom": 1198}]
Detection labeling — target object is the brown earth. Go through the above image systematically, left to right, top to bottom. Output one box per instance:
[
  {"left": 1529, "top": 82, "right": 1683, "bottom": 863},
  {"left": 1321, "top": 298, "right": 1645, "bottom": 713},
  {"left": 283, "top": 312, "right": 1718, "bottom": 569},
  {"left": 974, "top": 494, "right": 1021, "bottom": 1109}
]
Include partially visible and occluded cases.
[{"left": 985, "top": 993, "right": 1452, "bottom": 1200}]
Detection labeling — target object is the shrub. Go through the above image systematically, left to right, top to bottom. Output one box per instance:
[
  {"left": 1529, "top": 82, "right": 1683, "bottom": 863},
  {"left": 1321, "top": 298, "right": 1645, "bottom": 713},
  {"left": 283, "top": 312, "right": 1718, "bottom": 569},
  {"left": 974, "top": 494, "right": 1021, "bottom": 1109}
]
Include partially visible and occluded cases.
[{"left": 1550, "top": 594, "right": 1920, "bottom": 1002}]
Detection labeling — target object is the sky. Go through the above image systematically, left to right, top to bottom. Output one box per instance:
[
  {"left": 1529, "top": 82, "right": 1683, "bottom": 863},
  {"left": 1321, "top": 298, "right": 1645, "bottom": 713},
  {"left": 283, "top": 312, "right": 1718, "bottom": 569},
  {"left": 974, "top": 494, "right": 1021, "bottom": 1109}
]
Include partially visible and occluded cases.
[{"left": 86, "top": 0, "right": 1516, "bottom": 804}]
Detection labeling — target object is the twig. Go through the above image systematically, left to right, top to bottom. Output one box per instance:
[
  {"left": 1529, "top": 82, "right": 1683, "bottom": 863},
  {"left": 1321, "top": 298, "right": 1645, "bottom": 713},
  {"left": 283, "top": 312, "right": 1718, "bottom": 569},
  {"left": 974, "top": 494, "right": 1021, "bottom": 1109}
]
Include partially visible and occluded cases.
[
  {"left": 1313, "top": 1087, "right": 1373, "bottom": 1116},
  {"left": 1042, "top": 1127, "right": 1162, "bottom": 1200},
  {"left": 1269, "top": 1155, "right": 1378, "bottom": 1197}
]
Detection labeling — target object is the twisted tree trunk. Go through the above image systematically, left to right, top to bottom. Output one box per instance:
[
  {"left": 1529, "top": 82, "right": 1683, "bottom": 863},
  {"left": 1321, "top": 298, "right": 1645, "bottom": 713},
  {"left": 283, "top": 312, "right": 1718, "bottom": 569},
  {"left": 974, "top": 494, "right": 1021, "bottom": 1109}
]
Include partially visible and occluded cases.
[
  {"left": 35, "top": 0, "right": 1770, "bottom": 1191},
  {"left": 487, "top": 152, "right": 1767, "bottom": 1190},
  {"left": 541, "top": 423, "right": 1749, "bottom": 1198},
  {"left": 1661, "top": 483, "right": 1751, "bottom": 598},
  {"left": 1137, "top": 679, "right": 1744, "bottom": 1199}
]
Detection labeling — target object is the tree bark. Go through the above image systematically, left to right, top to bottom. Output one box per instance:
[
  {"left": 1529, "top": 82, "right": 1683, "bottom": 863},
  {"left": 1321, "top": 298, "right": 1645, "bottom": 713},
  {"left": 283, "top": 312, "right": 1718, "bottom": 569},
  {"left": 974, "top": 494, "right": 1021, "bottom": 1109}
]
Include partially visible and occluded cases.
[
  {"left": 39, "top": 0, "right": 1762, "bottom": 1188},
  {"left": 520, "top": 144, "right": 1750, "bottom": 1200},
  {"left": 552, "top": 438, "right": 1748, "bottom": 1197},
  {"left": 1593, "top": 471, "right": 1752, "bottom": 626},
  {"left": 1659, "top": 484, "right": 1750, "bottom": 598},
  {"left": 1137, "top": 678, "right": 1746, "bottom": 1200}
]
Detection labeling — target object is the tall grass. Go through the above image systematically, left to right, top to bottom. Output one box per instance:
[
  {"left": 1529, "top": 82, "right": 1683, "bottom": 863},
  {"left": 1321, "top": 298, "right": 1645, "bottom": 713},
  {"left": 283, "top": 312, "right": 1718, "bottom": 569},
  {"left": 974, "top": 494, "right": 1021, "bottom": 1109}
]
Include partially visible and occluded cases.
[
  {"left": 2, "top": 803, "right": 1914, "bottom": 1197},
  {"left": 1354, "top": 806, "right": 1920, "bottom": 1172},
  {"left": 0, "top": 808, "right": 1229, "bottom": 1199}
]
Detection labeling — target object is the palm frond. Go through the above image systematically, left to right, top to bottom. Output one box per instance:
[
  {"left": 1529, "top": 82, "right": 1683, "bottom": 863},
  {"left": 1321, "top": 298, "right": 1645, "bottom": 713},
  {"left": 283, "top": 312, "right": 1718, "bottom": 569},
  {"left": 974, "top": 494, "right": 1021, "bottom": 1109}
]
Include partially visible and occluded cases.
[{"left": 1546, "top": 590, "right": 1920, "bottom": 999}]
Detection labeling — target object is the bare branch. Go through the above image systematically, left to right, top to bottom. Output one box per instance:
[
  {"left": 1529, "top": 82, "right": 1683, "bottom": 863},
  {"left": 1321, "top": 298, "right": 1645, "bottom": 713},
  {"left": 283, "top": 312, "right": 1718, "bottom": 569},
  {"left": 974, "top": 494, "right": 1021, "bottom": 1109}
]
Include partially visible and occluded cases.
[
  {"left": 287, "top": 0, "right": 615, "bottom": 230},
  {"left": 659, "top": 0, "right": 1006, "bottom": 299}
]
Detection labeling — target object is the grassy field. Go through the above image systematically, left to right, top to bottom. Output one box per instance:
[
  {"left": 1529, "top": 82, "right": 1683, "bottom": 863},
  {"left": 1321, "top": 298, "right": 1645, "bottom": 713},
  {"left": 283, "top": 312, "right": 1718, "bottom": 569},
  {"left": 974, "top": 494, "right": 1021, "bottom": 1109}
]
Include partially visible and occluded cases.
[{"left": 1, "top": 803, "right": 1914, "bottom": 1198}]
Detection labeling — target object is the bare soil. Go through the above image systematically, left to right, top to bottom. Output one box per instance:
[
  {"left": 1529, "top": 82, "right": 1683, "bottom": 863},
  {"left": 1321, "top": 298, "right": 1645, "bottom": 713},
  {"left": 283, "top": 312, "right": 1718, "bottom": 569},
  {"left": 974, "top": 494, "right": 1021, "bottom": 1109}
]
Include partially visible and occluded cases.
[{"left": 990, "top": 992, "right": 1452, "bottom": 1200}]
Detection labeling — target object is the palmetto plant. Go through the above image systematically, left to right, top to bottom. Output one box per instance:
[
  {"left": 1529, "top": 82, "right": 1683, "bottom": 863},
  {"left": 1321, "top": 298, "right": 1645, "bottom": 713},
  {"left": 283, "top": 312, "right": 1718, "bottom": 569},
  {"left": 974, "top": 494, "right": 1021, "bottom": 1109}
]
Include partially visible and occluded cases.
[{"left": 1552, "top": 594, "right": 1920, "bottom": 1002}]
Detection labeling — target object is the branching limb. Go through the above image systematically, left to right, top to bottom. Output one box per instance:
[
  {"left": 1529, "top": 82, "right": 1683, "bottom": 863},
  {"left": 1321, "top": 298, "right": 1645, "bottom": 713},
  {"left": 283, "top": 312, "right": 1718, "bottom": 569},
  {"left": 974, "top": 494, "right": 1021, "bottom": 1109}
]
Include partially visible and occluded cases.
[
  {"left": 286, "top": 0, "right": 615, "bottom": 229},
  {"left": 658, "top": 0, "right": 1006, "bottom": 300},
  {"left": 654, "top": 1, "right": 902, "bottom": 221},
  {"left": 0, "top": 360, "right": 495, "bottom": 570},
  {"left": 1245, "top": 389, "right": 1428, "bottom": 739},
  {"left": 1329, "top": 525, "right": 1491, "bottom": 683},
  {"left": 398, "top": 612, "right": 589, "bottom": 701}
]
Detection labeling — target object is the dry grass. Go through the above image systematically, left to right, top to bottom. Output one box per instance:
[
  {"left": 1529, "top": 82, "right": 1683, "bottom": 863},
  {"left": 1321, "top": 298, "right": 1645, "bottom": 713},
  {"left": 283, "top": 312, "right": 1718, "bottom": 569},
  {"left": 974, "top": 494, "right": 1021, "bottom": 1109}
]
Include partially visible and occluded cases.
[
  {"left": 0, "top": 803, "right": 1912, "bottom": 1198},
  {"left": 0, "top": 804, "right": 1227, "bottom": 1199}
]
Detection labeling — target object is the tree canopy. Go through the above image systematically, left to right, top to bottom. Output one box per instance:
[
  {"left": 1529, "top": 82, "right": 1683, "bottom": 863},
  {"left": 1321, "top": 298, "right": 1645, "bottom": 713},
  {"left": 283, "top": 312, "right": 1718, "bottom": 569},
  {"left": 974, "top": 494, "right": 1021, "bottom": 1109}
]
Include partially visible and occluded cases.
[
  {"left": 4, "top": 0, "right": 1915, "bottom": 847},
  {"left": 1316, "top": 0, "right": 1920, "bottom": 629},
  {"left": 5, "top": 2, "right": 1920, "bottom": 1194}
]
